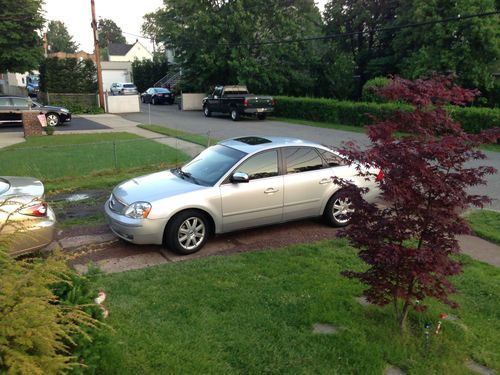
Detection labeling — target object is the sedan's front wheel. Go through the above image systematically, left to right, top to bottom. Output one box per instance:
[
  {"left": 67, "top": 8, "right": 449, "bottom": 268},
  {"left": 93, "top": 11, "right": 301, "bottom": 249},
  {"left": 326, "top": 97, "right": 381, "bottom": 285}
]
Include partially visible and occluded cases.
[
  {"left": 45, "top": 113, "right": 60, "bottom": 127},
  {"left": 324, "top": 191, "right": 354, "bottom": 227},
  {"left": 166, "top": 210, "right": 209, "bottom": 254}
]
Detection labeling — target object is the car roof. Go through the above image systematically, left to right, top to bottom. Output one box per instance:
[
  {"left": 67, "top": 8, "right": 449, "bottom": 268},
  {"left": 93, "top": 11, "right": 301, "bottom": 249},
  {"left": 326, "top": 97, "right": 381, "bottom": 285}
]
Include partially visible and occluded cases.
[{"left": 219, "top": 136, "right": 330, "bottom": 154}]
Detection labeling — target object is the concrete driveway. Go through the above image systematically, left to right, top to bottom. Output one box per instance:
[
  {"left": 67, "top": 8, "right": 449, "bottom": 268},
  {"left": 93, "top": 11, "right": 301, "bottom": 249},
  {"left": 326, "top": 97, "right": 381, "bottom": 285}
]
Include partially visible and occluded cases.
[{"left": 120, "top": 104, "right": 500, "bottom": 211}]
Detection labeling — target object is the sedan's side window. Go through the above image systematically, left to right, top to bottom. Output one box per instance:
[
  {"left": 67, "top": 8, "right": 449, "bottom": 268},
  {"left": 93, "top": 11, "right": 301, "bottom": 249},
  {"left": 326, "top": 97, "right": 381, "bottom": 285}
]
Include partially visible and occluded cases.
[
  {"left": 11, "top": 98, "right": 29, "bottom": 108},
  {"left": 284, "top": 147, "right": 323, "bottom": 174},
  {"left": 318, "top": 149, "right": 347, "bottom": 167},
  {"left": 235, "top": 150, "right": 278, "bottom": 180}
]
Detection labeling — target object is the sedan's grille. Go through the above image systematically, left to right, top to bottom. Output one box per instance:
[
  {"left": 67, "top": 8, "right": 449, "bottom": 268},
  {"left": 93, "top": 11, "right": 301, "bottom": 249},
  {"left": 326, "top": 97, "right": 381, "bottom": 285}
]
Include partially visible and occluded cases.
[{"left": 109, "top": 194, "right": 126, "bottom": 214}]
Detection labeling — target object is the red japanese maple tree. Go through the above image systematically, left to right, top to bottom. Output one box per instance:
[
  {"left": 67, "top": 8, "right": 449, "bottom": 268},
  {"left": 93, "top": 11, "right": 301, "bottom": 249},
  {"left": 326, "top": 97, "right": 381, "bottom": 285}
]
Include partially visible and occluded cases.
[{"left": 338, "top": 74, "right": 499, "bottom": 330}]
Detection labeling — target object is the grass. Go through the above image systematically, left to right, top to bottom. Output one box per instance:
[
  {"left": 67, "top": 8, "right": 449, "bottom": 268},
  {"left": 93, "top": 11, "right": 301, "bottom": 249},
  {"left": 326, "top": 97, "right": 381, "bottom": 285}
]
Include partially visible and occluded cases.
[
  {"left": 270, "top": 116, "right": 367, "bottom": 133},
  {"left": 138, "top": 124, "right": 218, "bottom": 146},
  {"left": 0, "top": 133, "right": 190, "bottom": 192},
  {"left": 480, "top": 143, "right": 500, "bottom": 153},
  {"left": 464, "top": 210, "right": 500, "bottom": 245},
  {"left": 96, "top": 240, "right": 499, "bottom": 374}
]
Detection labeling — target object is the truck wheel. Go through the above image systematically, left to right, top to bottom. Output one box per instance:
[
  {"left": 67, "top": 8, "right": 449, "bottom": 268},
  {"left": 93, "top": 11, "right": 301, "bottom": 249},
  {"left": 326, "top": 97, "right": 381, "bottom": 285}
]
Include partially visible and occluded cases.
[
  {"left": 203, "top": 105, "right": 211, "bottom": 117},
  {"left": 230, "top": 108, "right": 240, "bottom": 121},
  {"left": 257, "top": 113, "right": 267, "bottom": 120}
]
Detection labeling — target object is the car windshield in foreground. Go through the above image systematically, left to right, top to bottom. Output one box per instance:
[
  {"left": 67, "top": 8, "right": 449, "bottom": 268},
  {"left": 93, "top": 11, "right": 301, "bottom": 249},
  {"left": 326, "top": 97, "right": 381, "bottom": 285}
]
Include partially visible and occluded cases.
[{"left": 175, "top": 145, "right": 247, "bottom": 186}]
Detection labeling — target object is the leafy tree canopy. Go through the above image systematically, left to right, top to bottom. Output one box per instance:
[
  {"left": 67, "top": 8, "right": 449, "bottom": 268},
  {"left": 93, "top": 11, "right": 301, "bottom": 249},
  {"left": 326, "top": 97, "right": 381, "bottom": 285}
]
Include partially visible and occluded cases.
[
  {"left": 0, "top": 0, "right": 44, "bottom": 73},
  {"left": 142, "top": 0, "right": 323, "bottom": 95},
  {"left": 98, "top": 18, "right": 126, "bottom": 48},
  {"left": 46, "top": 20, "right": 79, "bottom": 54}
]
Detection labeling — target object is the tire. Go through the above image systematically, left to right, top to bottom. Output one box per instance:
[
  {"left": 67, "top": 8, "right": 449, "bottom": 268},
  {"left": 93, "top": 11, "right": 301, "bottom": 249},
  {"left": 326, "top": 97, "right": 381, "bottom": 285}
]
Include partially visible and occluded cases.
[
  {"left": 141, "top": 96, "right": 145, "bottom": 103},
  {"left": 152, "top": 97, "right": 157, "bottom": 105},
  {"left": 203, "top": 105, "right": 212, "bottom": 117},
  {"left": 230, "top": 108, "right": 240, "bottom": 121},
  {"left": 45, "top": 113, "right": 60, "bottom": 127},
  {"left": 257, "top": 113, "right": 267, "bottom": 120},
  {"left": 324, "top": 191, "right": 355, "bottom": 227},
  {"left": 165, "top": 210, "right": 209, "bottom": 254}
]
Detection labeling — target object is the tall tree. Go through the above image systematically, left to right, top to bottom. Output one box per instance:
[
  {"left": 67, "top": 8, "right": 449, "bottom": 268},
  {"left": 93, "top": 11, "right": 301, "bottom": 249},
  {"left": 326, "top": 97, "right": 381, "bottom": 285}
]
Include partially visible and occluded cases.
[
  {"left": 0, "top": 0, "right": 44, "bottom": 73},
  {"left": 142, "top": 0, "right": 323, "bottom": 95},
  {"left": 323, "top": 0, "right": 401, "bottom": 94},
  {"left": 392, "top": 0, "right": 499, "bottom": 91},
  {"left": 98, "top": 18, "right": 126, "bottom": 47},
  {"left": 46, "top": 20, "right": 79, "bottom": 53}
]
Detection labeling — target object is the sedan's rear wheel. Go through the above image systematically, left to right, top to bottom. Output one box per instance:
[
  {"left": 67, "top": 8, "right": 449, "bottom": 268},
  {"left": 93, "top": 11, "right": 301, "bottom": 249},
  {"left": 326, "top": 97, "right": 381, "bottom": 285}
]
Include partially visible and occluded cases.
[
  {"left": 152, "top": 97, "right": 157, "bottom": 105},
  {"left": 45, "top": 113, "right": 60, "bottom": 127},
  {"left": 324, "top": 191, "right": 354, "bottom": 227},
  {"left": 166, "top": 210, "right": 209, "bottom": 254}
]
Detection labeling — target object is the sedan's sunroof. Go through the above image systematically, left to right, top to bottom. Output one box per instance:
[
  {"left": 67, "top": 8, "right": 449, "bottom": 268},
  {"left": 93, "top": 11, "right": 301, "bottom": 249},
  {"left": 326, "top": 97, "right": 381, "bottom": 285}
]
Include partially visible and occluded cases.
[{"left": 235, "top": 137, "right": 272, "bottom": 145}]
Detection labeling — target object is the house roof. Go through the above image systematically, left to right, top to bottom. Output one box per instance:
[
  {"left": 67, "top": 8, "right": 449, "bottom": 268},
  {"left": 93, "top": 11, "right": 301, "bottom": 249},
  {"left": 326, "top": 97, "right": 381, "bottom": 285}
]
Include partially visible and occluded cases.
[{"left": 108, "top": 42, "right": 134, "bottom": 56}]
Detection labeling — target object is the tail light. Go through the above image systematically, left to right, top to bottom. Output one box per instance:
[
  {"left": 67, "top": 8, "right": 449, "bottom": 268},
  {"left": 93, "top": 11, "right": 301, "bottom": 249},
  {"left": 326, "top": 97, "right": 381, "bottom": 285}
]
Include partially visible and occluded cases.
[
  {"left": 158, "top": 94, "right": 164, "bottom": 97},
  {"left": 271, "top": 97, "right": 276, "bottom": 106},
  {"left": 243, "top": 98, "right": 248, "bottom": 107},
  {"left": 375, "top": 169, "right": 384, "bottom": 182},
  {"left": 20, "top": 202, "right": 48, "bottom": 217}
]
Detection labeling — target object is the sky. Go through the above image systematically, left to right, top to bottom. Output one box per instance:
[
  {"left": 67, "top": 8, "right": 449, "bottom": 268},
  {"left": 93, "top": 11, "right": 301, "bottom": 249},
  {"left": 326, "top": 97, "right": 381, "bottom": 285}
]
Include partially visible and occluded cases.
[{"left": 42, "top": 0, "right": 328, "bottom": 54}]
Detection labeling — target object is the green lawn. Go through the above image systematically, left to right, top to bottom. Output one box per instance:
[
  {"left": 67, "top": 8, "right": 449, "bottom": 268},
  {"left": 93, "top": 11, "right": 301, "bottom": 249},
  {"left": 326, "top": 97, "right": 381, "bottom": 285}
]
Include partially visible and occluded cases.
[
  {"left": 270, "top": 117, "right": 366, "bottom": 133},
  {"left": 138, "top": 124, "right": 218, "bottom": 146},
  {"left": 0, "top": 133, "right": 190, "bottom": 192},
  {"left": 464, "top": 210, "right": 500, "bottom": 245},
  {"left": 96, "top": 240, "right": 499, "bottom": 374}
]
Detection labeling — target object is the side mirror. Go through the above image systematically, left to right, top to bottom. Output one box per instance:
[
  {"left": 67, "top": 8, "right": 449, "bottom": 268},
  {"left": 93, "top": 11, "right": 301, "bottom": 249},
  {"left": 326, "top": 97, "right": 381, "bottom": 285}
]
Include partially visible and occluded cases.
[{"left": 231, "top": 172, "right": 249, "bottom": 183}]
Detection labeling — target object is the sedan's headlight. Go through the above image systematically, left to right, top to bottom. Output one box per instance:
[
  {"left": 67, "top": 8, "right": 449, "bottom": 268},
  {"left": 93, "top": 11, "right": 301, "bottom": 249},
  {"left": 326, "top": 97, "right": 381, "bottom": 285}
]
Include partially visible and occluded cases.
[
  {"left": 60, "top": 108, "right": 69, "bottom": 113},
  {"left": 124, "top": 202, "right": 152, "bottom": 219}
]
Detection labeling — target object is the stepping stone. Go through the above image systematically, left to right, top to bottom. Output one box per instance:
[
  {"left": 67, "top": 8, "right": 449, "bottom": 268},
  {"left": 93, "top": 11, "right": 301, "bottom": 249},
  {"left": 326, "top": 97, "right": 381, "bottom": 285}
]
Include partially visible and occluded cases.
[
  {"left": 312, "top": 323, "right": 338, "bottom": 334},
  {"left": 466, "top": 361, "right": 496, "bottom": 375},
  {"left": 385, "top": 365, "right": 406, "bottom": 375}
]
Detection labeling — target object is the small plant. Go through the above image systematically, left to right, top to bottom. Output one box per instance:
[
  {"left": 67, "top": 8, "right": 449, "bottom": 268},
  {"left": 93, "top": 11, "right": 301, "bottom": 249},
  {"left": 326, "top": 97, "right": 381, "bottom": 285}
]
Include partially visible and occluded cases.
[
  {"left": 338, "top": 74, "right": 499, "bottom": 331},
  {"left": 45, "top": 125, "right": 55, "bottom": 135}
]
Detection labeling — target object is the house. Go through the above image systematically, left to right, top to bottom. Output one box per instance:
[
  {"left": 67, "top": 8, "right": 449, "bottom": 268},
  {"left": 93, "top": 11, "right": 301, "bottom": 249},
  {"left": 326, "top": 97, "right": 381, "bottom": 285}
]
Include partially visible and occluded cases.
[
  {"left": 108, "top": 41, "right": 152, "bottom": 62},
  {"left": 47, "top": 50, "right": 96, "bottom": 62},
  {"left": 101, "top": 61, "right": 133, "bottom": 92}
]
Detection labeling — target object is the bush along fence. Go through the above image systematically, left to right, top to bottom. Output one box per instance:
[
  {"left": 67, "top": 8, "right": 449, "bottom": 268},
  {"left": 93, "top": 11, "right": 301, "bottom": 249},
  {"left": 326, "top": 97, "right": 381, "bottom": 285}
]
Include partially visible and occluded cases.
[{"left": 274, "top": 96, "right": 500, "bottom": 134}]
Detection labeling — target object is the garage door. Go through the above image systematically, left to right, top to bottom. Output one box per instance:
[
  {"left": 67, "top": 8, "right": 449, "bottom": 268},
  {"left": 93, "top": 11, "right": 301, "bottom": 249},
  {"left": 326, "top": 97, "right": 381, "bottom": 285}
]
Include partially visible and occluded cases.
[{"left": 102, "top": 70, "right": 129, "bottom": 92}]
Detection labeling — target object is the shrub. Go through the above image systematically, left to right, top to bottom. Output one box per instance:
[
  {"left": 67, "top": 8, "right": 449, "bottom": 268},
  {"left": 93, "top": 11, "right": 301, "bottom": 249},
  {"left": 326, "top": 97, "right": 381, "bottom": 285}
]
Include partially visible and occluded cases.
[
  {"left": 39, "top": 57, "right": 97, "bottom": 94},
  {"left": 361, "top": 76, "right": 390, "bottom": 102},
  {"left": 274, "top": 96, "right": 500, "bottom": 133}
]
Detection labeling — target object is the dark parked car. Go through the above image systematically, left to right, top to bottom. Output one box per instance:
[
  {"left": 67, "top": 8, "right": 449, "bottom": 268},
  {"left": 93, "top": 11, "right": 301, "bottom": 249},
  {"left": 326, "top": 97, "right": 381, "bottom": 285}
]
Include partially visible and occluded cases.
[
  {"left": 202, "top": 85, "right": 275, "bottom": 121},
  {"left": 141, "top": 87, "right": 175, "bottom": 105},
  {"left": 0, "top": 96, "right": 71, "bottom": 126}
]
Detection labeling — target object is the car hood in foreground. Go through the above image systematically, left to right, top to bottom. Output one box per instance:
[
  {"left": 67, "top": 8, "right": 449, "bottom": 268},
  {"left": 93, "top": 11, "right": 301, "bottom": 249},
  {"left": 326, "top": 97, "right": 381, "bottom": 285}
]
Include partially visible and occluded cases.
[
  {"left": 112, "top": 170, "right": 207, "bottom": 205},
  {"left": 0, "top": 176, "right": 44, "bottom": 199}
]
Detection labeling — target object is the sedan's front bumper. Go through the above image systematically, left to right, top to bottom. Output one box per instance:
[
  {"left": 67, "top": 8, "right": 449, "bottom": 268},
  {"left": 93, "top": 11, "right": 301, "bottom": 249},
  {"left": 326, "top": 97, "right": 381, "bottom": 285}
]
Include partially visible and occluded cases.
[{"left": 104, "top": 200, "right": 166, "bottom": 245}]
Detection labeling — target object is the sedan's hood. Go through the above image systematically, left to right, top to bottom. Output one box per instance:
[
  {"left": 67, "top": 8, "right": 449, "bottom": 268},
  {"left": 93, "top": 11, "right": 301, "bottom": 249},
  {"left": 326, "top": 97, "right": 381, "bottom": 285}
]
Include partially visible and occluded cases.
[
  {"left": 42, "top": 105, "right": 68, "bottom": 112},
  {"left": 112, "top": 170, "right": 206, "bottom": 205},
  {"left": 0, "top": 176, "right": 44, "bottom": 199}
]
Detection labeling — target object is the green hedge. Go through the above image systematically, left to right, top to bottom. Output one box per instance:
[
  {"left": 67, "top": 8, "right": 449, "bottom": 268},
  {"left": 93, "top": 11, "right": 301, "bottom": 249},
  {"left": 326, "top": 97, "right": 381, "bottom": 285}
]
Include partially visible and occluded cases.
[{"left": 274, "top": 96, "right": 500, "bottom": 134}]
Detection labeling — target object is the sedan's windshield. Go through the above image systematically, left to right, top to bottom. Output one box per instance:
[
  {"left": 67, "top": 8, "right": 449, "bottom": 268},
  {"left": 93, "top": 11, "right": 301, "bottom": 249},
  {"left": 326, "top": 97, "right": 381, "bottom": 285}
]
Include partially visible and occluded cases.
[{"left": 177, "top": 145, "right": 246, "bottom": 186}]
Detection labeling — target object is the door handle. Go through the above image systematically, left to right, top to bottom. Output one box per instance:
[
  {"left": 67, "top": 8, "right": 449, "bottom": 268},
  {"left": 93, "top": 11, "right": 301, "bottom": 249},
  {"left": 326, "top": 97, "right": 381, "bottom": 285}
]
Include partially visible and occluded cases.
[
  {"left": 319, "top": 178, "right": 331, "bottom": 185},
  {"left": 264, "top": 188, "right": 279, "bottom": 194}
]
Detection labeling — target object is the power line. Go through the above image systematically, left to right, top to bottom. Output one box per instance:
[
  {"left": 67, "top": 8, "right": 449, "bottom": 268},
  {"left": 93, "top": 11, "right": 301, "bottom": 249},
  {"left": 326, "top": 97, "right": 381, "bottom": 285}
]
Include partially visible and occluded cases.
[{"left": 167, "top": 10, "right": 499, "bottom": 47}]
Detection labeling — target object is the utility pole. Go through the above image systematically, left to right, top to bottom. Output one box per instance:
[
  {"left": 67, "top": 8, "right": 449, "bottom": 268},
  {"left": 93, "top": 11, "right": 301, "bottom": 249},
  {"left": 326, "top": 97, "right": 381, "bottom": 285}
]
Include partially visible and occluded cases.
[{"left": 91, "top": 0, "right": 105, "bottom": 110}]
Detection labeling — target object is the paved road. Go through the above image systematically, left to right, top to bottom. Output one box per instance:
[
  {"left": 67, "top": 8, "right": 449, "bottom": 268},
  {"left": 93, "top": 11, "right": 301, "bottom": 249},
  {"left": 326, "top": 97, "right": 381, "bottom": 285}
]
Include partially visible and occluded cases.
[
  {"left": 121, "top": 104, "right": 500, "bottom": 211},
  {"left": 0, "top": 117, "right": 111, "bottom": 133}
]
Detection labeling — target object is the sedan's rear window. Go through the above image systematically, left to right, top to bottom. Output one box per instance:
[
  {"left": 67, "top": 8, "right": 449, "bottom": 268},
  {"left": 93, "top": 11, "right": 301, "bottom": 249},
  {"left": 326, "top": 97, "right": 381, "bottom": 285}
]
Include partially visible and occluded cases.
[
  {"left": 123, "top": 84, "right": 136, "bottom": 88},
  {"left": 155, "top": 88, "right": 171, "bottom": 93}
]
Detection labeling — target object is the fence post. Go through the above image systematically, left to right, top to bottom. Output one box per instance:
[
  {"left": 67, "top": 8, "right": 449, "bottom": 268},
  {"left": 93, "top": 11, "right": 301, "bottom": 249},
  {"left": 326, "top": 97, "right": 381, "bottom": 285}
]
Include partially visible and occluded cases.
[{"left": 113, "top": 141, "right": 118, "bottom": 169}]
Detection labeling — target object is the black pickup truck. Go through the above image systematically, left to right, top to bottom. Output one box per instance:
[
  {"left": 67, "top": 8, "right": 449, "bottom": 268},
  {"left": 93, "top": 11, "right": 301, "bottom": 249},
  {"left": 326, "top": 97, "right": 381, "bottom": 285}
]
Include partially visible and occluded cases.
[{"left": 202, "top": 85, "right": 275, "bottom": 121}]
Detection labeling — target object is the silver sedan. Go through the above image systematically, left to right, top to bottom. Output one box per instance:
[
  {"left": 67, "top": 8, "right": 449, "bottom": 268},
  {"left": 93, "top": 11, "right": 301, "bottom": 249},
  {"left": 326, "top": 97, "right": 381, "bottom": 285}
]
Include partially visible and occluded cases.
[
  {"left": 105, "top": 136, "right": 381, "bottom": 254},
  {"left": 0, "top": 176, "right": 56, "bottom": 256}
]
